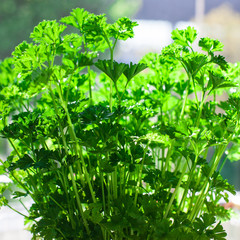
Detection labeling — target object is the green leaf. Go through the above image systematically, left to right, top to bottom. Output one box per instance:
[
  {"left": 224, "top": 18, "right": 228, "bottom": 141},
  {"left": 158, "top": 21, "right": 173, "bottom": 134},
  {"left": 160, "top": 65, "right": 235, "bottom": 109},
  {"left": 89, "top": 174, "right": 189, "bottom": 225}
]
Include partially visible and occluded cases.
[
  {"left": 61, "top": 8, "right": 92, "bottom": 31},
  {"left": 61, "top": 8, "right": 109, "bottom": 52},
  {"left": 82, "top": 14, "right": 108, "bottom": 42},
  {"left": 109, "top": 17, "right": 138, "bottom": 41},
  {"left": 30, "top": 20, "right": 66, "bottom": 45},
  {"left": 171, "top": 26, "right": 197, "bottom": 47},
  {"left": 60, "top": 33, "right": 82, "bottom": 54},
  {"left": 199, "top": 37, "right": 224, "bottom": 54},
  {"left": 12, "top": 41, "right": 30, "bottom": 57},
  {"left": 161, "top": 42, "right": 189, "bottom": 60},
  {"left": 13, "top": 43, "right": 48, "bottom": 80},
  {"left": 77, "top": 52, "right": 95, "bottom": 67},
  {"left": 182, "top": 53, "right": 208, "bottom": 78},
  {"left": 211, "top": 55, "right": 229, "bottom": 71},
  {"left": 0, "top": 57, "right": 15, "bottom": 87},
  {"left": 62, "top": 58, "right": 75, "bottom": 69},
  {"left": 95, "top": 60, "right": 128, "bottom": 82},
  {"left": 123, "top": 62, "right": 147, "bottom": 82},
  {"left": 208, "top": 71, "right": 237, "bottom": 92},
  {"left": 226, "top": 93, "right": 240, "bottom": 113},
  {"left": 79, "top": 103, "right": 115, "bottom": 125},
  {"left": 138, "top": 132, "right": 170, "bottom": 146},
  {"left": 226, "top": 143, "right": 240, "bottom": 162},
  {"left": 9, "top": 154, "right": 34, "bottom": 171},
  {"left": 12, "top": 191, "right": 28, "bottom": 199},
  {"left": 0, "top": 196, "right": 8, "bottom": 207},
  {"left": 85, "top": 203, "right": 103, "bottom": 224},
  {"left": 206, "top": 221, "right": 227, "bottom": 240}
]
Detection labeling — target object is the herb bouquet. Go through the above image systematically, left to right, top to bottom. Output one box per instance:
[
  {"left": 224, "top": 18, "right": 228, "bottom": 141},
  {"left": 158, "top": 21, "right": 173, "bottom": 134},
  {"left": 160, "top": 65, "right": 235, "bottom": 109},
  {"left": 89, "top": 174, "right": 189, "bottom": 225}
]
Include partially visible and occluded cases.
[{"left": 0, "top": 8, "right": 240, "bottom": 240}]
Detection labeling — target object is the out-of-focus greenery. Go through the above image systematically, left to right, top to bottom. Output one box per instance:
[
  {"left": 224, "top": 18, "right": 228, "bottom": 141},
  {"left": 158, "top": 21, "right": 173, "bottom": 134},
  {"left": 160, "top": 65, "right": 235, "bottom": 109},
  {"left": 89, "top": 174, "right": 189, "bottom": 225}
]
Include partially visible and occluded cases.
[{"left": 0, "top": 0, "right": 141, "bottom": 59}]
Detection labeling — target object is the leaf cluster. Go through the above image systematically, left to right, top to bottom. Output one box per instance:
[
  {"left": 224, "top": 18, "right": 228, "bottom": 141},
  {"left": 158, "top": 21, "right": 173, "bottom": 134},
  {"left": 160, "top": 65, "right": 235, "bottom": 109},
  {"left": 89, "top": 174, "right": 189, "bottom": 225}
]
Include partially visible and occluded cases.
[{"left": 1, "top": 8, "right": 240, "bottom": 240}]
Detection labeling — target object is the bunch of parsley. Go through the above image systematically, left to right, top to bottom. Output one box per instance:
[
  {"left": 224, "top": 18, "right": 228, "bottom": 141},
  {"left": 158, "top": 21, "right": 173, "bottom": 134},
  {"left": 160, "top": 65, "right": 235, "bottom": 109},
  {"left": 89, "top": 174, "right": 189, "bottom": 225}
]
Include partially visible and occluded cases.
[{"left": 0, "top": 8, "right": 240, "bottom": 240}]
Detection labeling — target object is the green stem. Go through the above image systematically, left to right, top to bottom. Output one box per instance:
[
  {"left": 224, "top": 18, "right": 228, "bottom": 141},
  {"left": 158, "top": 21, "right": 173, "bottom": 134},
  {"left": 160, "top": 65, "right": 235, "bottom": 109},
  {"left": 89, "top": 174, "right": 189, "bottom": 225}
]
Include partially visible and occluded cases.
[
  {"left": 103, "top": 33, "right": 116, "bottom": 111},
  {"left": 109, "top": 47, "right": 114, "bottom": 111},
  {"left": 87, "top": 66, "right": 93, "bottom": 105},
  {"left": 191, "top": 75, "right": 199, "bottom": 108},
  {"left": 110, "top": 80, "right": 113, "bottom": 111},
  {"left": 180, "top": 80, "right": 190, "bottom": 120},
  {"left": 55, "top": 82, "right": 97, "bottom": 203},
  {"left": 113, "top": 82, "right": 121, "bottom": 105},
  {"left": 48, "top": 83, "right": 93, "bottom": 234},
  {"left": 48, "top": 85, "right": 69, "bottom": 151},
  {"left": 213, "top": 90, "right": 216, "bottom": 112},
  {"left": 195, "top": 94, "right": 208, "bottom": 128},
  {"left": 4, "top": 138, "right": 35, "bottom": 198},
  {"left": 7, "top": 138, "right": 21, "bottom": 158},
  {"left": 162, "top": 140, "right": 175, "bottom": 178},
  {"left": 134, "top": 143, "right": 149, "bottom": 205},
  {"left": 188, "top": 144, "right": 228, "bottom": 221},
  {"left": 161, "top": 147, "right": 164, "bottom": 171},
  {"left": 218, "top": 152, "right": 228, "bottom": 173},
  {"left": 178, "top": 154, "right": 198, "bottom": 213},
  {"left": 187, "top": 155, "right": 207, "bottom": 212},
  {"left": 165, "top": 156, "right": 182, "bottom": 202},
  {"left": 163, "top": 159, "right": 188, "bottom": 219},
  {"left": 76, "top": 160, "right": 85, "bottom": 188},
  {"left": 69, "top": 166, "right": 91, "bottom": 237},
  {"left": 112, "top": 166, "right": 118, "bottom": 199},
  {"left": 56, "top": 169, "right": 76, "bottom": 230},
  {"left": 10, "top": 171, "right": 32, "bottom": 198},
  {"left": 101, "top": 172, "right": 106, "bottom": 213},
  {"left": 107, "top": 173, "right": 111, "bottom": 213},
  {"left": 188, "top": 180, "right": 209, "bottom": 222},
  {"left": 49, "top": 195, "right": 67, "bottom": 213},
  {"left": 19, "top": 199, "right": 29, "bottom": 213},
  {"left": 5, "top": 203, "right": 30, "bottom": 219},
  {"left": 56, "top": 228, "right": 68, "bottom": 240}
]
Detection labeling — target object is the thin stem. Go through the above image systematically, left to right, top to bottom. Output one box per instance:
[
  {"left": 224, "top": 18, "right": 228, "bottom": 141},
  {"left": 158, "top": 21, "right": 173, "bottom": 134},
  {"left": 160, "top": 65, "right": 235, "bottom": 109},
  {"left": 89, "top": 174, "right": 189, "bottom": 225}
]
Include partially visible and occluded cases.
[
  {"left": 87, "top": 66, "right": 93, "bottom": 105},
  {"left": 110, "top": 80, "right": 113, "bottom": 111},
  {"left": 179, "top": 80, "right": 190, "bottom": 120},
  {"left": 54, "top": 81, "right": 97, "bottom": 203},
  {"left": 113, "top": 82, "right": 121, "bottom": 105},
  {"left": 48, "top": 85, "right": 69, "bottom": 151},
  {"left": 196, "top": 94, "right": 208, "bottom": 128},
  {"left": 7, "top": 138, "right": 21, "bottom": 158},
  {"left": 162, "top": 140, "right": 175, "bottom": 178},
  {"left": 134, "top": 143, "right": 149, "bottom": 205},
  {"left": 188, "top": 144, "right": 228, "bottom": 221},
  {"left": 187, "top": 149, "right": 209, "bottom": 212},
  {"left": 178, "top": 153, "right": 198, "bottom": 213},
  {"left": 218, "top": 154, "right": 228, "bottom": 173},
  {"left": 165, "top": 156, "right": 182, "bottom": 202},
  {"left": 163, "top": 159, "right": 188, "bottom": 219},
  {"left": 69, "top": 165, "right": 91, "bottom": 236},
  {"left": 112, "top": 166, "right": 118, "bottom": 199},
  {"left": 58, "top": 168, "right": 76, "bottom": 230},
  {"left": 10, "top": 172, "right": 32, "bottom": 198},
  {"left": 101, "top": 172, "right": 106, "bottom": 213},
  {"left": 107, "top": 173, "right": 111, "bottom": 213},
  {"left": 49, "top": 195, "right": 67, "bottom": 213},
  {"left": 19, "top": 199, "right": 29, "bottom": 213},
  {"left": 5, "top": 203, "right": 30, "bottom": 219},
  {"left": 56, "top": 228, "right": 68, "bottom": 240}
]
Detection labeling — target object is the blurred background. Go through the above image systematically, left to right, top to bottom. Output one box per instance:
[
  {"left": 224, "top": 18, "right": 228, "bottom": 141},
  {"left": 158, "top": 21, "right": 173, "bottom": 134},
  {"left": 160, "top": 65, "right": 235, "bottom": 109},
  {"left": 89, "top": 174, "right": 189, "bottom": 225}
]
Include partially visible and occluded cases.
[{"left": 1, "top": 0, "right": 240, "bottom": 239}]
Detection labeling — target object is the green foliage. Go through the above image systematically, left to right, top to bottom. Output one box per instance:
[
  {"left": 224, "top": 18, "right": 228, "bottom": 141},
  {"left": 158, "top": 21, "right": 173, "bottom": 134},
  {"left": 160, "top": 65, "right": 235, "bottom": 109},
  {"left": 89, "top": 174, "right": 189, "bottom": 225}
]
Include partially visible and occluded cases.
[
  {"left": 0, "top": 0, "right": 141, "bottom": 59},
  {"left": 1, "top": 8, "right": 240, "bottom": 240},
  {"left": 171, "top": 26, "right": 197, "bottom": 47},
  {"left": 199, "top": 37, "right": 224, "bottom": 55},
  {"left": 95, "top": 60, "right": 128, "bottom": 83}
]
